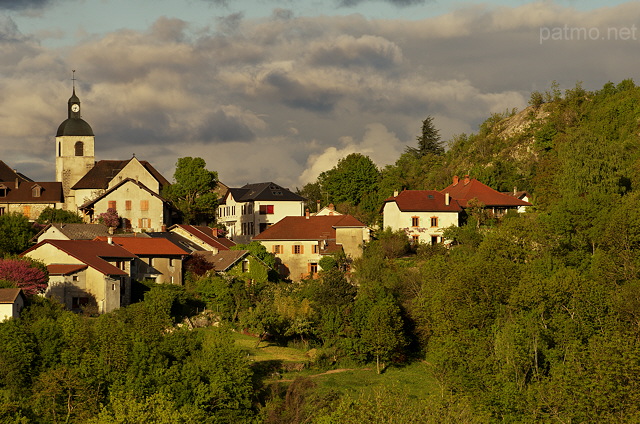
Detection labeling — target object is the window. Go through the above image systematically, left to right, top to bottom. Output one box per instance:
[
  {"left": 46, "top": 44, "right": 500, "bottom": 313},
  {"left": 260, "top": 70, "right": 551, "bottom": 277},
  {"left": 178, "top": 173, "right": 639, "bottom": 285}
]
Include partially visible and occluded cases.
[
  {"left": 74, "top": 141, "right": 84, "bottom": 156},
  {"left": 58, "top": 142, "right": 61, "bottom": 157},
  {"left": 0, "top": 185, "right": 6, "bottom": 197},
  {"left": 32, "top": 185, "right": 41, "bottom": 197},
  {"left": 125, "top": 200, "right": 132, "bottom": 211},
  {"left": 140, "top": 200, "right": 149, "bottom": 211},
  {"left": 108, "top": 201, "right": 117, "bottom": 210},
  {"left": 22, "top": 205, "right": 31, "bottom": 218},
  {"left": 259, "top": 205, "right": 274, "bottom": 214},
  {"left": 0, "top": 207, "right": 5, "bottom": 216},
  {"left": 411, "top": 216, "right": 419, "bottom": 227},
  {"left": 430, "top": 217, "right": 438, "bottom": 227},
  {"left": 139, "top": 218, "right": 151, "bottom": 228},
  {"left": 249, "top": 222, "right": 254, "bottom": 235},
  {"left": 412, "top": 235, "right": 420, "bottom": 244},
  {"left": 431, "top": 236, "right": 439, "bottom": 245},
  {"left": 273, "top": 245, "right": 283, "bottom": 254},
  {"left": 293, "top": 245, "right": 303, "bottom": 254},
  {"left": 312, "top": 245, "right": 319, "bottom": 254},
  {"left": 148, "top": 258, "right": 154, "bottom": 267},
  {"left": 169, "top": 258, "right": 174, "bottom": 267},
  {"left": 242, "top": 260, "right": 249, "bottom": 273},
  {"left": 309, "top": 263, "right": 318, "bottom": 275},
  {"left": 72, "top": 275, "right": 78, "bottom": 282},
  {"left": 111, "top": 283, "right": 116, "bottom": 291},
  {"left": 71, "top": 297, "right": 89, "bottom": 309}
]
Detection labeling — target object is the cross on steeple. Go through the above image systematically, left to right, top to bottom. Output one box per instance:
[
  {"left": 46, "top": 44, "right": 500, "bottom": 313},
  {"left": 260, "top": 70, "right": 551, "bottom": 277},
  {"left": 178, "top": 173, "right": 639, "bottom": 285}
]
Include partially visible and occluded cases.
[{"left": 71, "top": 70, "right": 76, "bottom": 92}]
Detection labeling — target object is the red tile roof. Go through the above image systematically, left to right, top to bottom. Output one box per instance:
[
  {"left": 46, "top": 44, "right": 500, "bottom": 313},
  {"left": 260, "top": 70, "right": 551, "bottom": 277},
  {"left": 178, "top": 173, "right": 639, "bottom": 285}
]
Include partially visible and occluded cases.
[
  {"left": 72, "top": 159, "right": 170, "bottom": 190},
  {"left": 440, "top": 177, "right": 532, "bottom": 208},
  {"left": 383, "top": 190, "right": 462, "bottom": 212},
  {"left": 253, "top": 215, "right": 366, "bottom": 241},
  {"left": 170, "top": 225, "right": 235, "bottom": 250},
  {"left": 94, "top": 236, "right": 189, "bottom": 256},
  {"left": 22, "top": 239, "right": 137, "bottom": 276},
  {"left": 47, "top": 264, "right": 88, "bottom": 275}
]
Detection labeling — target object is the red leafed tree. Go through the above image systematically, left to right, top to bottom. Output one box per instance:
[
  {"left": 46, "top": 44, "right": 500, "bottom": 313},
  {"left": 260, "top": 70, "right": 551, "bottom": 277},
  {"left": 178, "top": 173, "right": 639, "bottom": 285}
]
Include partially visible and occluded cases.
[{"left": 0, "top": 258, "right": 48, "bottom": 295}]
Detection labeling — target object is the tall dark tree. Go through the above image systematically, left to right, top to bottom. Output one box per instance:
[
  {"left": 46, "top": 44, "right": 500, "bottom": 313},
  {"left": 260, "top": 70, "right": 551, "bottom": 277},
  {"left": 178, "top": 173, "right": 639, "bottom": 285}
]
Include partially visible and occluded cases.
[
  {"left": 406, "top": 115, "right": 444, "bottom": 157},
  {"left": 163, "top": 157, "right": 219, "bottom": 224}
]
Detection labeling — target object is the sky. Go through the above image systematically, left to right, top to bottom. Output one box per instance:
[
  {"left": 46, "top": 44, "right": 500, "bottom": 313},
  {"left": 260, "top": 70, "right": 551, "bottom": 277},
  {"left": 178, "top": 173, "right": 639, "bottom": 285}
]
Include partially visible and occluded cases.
[{"left": 1, "top": 0, "right": 639, "bottom": 189}]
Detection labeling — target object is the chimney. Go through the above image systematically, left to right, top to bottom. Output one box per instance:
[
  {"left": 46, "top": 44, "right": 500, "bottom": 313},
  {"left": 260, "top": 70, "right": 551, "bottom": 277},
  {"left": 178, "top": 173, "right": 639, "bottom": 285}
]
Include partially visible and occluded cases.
[
  {"left": 452, "top": 175, "right": 459, "bottom": 185},
  {"left": 464, "top": 175, "right": 470, "bottom": 185},
  {"left": 14, "top": 178, "right": 19, "bottom": 189},
  {"left": 513, "top": 186, "right": 517, "bottom": 196},
  {"left": 393, "top": 190, "right": 399, "bottom": 197},
  {"left": 445, "top": 192, "right": 450, "bottom": 206},
  {"left": 316, "top": 200, "right": 320, "bottom": 213},
  {"left": 328, "top": 203, "right": 335, "bottom": 215},
  {"left": 305, "top": 208, "right": 310, "bottom": 219},
  {"left": 161, "top": 225, "right": 167, "bottom": 232},
  {"left": 211, "top": 227, "right": 219, "bottom": 237},
  {"left": 107, "top": 237, "right": 113, "bottom": 245}
]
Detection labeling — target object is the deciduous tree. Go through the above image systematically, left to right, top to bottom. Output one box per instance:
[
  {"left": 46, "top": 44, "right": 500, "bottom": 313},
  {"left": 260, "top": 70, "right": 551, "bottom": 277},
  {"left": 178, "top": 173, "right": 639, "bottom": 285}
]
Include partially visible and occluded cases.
[{"left": 163, "top": 157, "right": 218, "bottom": 224}]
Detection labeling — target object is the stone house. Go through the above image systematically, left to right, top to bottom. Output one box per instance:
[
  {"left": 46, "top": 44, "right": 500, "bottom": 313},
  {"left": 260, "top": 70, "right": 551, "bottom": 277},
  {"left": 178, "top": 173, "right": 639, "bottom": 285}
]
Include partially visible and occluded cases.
[
  {"left": 253, "top": 213, "right": 369, "bottom": 281},
  {"left": 22, "top": 239, "right": 136, "bottom": 313},
  {"left": 0, "top": 288, "right": 26, "bottom": 321}
]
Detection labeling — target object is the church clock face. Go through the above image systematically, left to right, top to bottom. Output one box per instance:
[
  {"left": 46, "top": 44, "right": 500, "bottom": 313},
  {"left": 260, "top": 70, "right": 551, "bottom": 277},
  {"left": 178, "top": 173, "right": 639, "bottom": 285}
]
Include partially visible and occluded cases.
[{"left": 71, "top": 104, "right": 80, "bottom": 112}]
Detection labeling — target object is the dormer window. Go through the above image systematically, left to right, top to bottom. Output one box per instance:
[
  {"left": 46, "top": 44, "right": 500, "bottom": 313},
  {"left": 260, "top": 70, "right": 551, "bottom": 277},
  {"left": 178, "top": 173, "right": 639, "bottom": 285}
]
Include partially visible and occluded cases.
[
  {"left": 0, "top": 184, "right": 6, "bottom": 198},
  {"left": 32, "top": 185, "right": 41, "bottom": 198}
]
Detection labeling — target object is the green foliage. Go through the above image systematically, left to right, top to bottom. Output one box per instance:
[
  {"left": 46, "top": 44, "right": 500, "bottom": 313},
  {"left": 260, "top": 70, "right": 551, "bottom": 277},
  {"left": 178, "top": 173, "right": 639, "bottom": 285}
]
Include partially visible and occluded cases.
[
  {"left": 405, "top": 115, "right": 444, "bottom": 157},
  {"left": 163, "top": 157, "right": 219, "bottom": 224},
  {"left": 35, "top": 207, "right": 83, "bottom": 224},
  {"left": 0, "top": 212, "right": 36, "bottom": 254}
]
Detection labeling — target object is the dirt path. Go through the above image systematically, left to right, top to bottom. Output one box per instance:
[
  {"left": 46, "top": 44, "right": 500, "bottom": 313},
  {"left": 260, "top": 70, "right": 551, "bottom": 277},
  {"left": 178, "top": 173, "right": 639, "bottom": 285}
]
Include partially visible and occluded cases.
[{"left": 273, "top": 367, "right": 371, "bottom": 383}]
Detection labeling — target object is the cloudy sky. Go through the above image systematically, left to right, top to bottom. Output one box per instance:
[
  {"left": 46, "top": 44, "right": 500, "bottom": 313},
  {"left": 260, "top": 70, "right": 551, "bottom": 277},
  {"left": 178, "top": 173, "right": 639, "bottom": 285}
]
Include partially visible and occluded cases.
[{"left": 1, "top": 0, "right": 638, "bottom": 189}]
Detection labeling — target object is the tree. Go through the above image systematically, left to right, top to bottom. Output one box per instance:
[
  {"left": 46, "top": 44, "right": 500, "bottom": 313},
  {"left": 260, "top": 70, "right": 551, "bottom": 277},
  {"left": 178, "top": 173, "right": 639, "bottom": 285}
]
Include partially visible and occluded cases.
[
  {"left": 405, "top": 115, "right": 444, "bottom": 157},
  {"left": 318, "top": 153, "right": 380, "bottom": 208},
  {"left": 163, "top": 157, "right": 218, "bottom": 224},
  {"left": 36, "top": 207, "right": 83, "bottom": 224},
  {"left": 98, "top": 208, "right": 120, "bottom": 230},
  {"left": 0, "top": 212, "right": 37, "bottom": 254},
  {"left": 0, "top": 258, "right": 48, "bottom": 295},
  {"left": 361, "top": 297, "right": 406, "bottom": 374}
]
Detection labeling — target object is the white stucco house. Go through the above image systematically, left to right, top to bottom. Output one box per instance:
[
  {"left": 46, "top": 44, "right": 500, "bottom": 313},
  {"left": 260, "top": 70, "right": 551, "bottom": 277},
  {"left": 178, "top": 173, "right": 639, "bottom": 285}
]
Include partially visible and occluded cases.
[
  {"left": 217, "top": 182, "right": 306, "bottom": 244},
  {"left": 381, "top": 190, "right": 462, "bottom": 245}
]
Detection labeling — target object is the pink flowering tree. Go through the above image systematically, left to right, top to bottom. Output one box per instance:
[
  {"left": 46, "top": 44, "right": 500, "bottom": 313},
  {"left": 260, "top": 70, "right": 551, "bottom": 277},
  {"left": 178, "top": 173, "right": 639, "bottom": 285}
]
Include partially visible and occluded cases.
[
  {"left": 99, "top": 208, "right": 120, "bottom": 231},
  {"left": 0, "top": 258, "right": 48, "bottom": 296}
]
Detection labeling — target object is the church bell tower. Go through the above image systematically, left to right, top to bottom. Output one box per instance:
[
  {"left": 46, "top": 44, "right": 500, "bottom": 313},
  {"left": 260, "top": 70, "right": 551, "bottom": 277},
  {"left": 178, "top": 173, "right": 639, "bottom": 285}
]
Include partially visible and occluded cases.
[{"left": 55, "top": 72, "right": 95, "bottom": 211}]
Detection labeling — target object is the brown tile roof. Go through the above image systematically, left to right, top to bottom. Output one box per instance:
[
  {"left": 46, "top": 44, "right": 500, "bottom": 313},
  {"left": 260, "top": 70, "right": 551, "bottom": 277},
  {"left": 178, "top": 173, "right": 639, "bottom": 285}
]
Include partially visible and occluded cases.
[
  {"left": 71, "top": 159, "right": 170, "bottom": 190},
  {"left": 0, "top": 161, "right": 31, "bottom": 183},
  {"left": 441, "top": 176, "right": 532, "bottom": 208},
  {"left": 0, "top": 181, "right": 63, "bottom": 203},
  {"left": 383, "top": 190, "right": 462, "bottom": 212},
  {"left": 253, "top": 215, "right": 366, "bottom": 241},
  {"left": 170, "top": 225, "right": 236, "bottom": 250},
  {"left": 94, "top": 236, "right": 190, "bottom": 256},
  {"left": 22, "top": 239, "right": 137, "bottom": 276},
  {"left": 209, "top": 250, "right": 249, "bottom": 272},
  {"left": 47, "top": 264, "right": 88, "bottom": 275},
  {"left": 0, "top": 288, "right": 24, "bottom": 303}
]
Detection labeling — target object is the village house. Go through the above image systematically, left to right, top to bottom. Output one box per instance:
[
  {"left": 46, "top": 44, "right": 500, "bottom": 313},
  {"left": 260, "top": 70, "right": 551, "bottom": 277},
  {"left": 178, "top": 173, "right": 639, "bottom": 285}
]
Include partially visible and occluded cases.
[
  {"left": 0, "top": 160, "right": 63, "bottom": 220},
  {"left": 440, "top": 175, "right": 531, "bottom": 216},
  {"left": 217, "top": 182, "right": 306, "bottom": 243},
  {"left": 382, "top": 190, "right": 462, "bottom": 244},
  {"left": 253, "top": 212, "right": 369, "bottom": 281},
  {"left": 94, "top": 236, "right": 189, "bottom": 285},
  {"left": 22, "top": 239, "right": 137, "bottom": 313},
  {"left": 208, "top": 249, "right": 272, "bottom": 284},
  {"left": 0, "top": 288, "right": 26, "bottom": 321}
]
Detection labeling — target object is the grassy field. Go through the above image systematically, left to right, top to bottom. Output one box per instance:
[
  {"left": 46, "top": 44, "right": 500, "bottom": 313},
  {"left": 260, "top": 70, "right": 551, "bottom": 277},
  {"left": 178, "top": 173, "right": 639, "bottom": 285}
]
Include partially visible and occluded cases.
[{"left": 230, "top": 331, "right": 440, "bottom": 400}]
